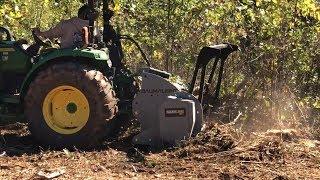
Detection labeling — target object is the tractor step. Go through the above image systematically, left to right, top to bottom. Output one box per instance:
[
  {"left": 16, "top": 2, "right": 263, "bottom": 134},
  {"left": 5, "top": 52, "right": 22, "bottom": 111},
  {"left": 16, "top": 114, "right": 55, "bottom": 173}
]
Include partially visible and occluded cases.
[{"left": 0, "top": 94, "right": 20, "bottom": 104}]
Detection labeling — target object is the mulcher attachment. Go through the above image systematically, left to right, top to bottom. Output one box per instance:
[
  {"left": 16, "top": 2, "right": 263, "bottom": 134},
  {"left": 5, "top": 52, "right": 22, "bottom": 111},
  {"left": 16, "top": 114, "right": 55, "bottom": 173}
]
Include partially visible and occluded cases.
[
  {"left": 132, "top": 44, "right": 238, "bottom": 147},
  {"left": 132, "top": 68, "right": 203, "bottom": 147}
]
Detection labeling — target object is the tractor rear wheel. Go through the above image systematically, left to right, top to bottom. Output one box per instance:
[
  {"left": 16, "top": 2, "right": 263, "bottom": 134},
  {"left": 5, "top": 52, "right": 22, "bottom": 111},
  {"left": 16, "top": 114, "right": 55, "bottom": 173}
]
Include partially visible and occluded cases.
[{"left": 24, "top": 62, "right": 118, "bottom": 149}]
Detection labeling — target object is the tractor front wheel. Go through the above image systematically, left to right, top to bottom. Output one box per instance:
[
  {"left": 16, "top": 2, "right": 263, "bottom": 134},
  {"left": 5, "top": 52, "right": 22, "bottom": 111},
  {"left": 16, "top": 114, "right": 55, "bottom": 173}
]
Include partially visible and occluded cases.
[{"left": 24, "top": 62, "right": 118, "bottom": 149}]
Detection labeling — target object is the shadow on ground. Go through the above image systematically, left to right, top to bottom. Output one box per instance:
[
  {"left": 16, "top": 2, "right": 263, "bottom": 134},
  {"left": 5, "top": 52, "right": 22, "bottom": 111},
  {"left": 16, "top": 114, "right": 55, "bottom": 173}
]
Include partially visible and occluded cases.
[
  {"left": 0, "top": 118, "right": 141, "bottom": 157},
  {"left": 0, "top": 123, "right": 41, "bottom": 156}
]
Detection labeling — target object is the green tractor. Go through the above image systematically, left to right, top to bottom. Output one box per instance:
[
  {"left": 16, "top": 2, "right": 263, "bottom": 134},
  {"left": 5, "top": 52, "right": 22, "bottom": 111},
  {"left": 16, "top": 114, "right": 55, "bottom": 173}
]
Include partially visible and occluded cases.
[
  {"left": 0, "top": 0, "right": 238, "bottom": 149},
  {"left": 0, "top": 1, "right": 140, "bottom": 148}
]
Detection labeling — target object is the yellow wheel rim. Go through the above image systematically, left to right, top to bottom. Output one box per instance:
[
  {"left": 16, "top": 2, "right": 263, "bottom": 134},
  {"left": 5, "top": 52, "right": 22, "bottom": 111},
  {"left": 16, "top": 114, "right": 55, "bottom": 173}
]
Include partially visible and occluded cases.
[{"left": 42, "top": 85, "right": 90, "bottom": 134}]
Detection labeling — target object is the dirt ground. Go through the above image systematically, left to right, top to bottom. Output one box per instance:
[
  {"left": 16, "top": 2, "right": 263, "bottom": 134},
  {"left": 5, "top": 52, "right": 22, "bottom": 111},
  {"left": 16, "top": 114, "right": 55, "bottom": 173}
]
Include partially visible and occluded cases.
[{"left": 0, "top": 120, "right": 319, "bottom": 180}]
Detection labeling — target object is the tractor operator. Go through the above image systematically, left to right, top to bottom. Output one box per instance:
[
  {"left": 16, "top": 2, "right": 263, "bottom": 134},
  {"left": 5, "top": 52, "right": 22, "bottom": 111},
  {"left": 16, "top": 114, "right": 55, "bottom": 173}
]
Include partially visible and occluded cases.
[{"left": 33, "top": 5, "right": 96, "bottom": 49}]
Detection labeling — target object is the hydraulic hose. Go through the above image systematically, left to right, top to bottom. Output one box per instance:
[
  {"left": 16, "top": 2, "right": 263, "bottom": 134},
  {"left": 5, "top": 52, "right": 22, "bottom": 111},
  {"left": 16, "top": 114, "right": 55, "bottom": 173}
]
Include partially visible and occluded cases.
[{"left": 119, "top": 35, "right": 151, "bottom": 67}]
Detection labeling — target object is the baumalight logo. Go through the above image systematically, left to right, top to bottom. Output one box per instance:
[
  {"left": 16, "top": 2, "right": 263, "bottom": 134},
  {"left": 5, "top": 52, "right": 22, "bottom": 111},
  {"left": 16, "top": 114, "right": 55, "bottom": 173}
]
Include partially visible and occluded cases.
[
  {"left": 140, "top": 89, "right": 177, "bottom": 94},
  {"left": 165, "top": 108, "right": 186, "bottom": 117}
]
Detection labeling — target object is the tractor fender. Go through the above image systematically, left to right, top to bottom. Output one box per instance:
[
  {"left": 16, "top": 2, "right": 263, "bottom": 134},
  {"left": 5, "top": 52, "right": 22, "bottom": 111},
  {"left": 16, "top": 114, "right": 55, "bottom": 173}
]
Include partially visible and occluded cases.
[{"left": 20, "top": 48, "right": 111, "bottom": 101}]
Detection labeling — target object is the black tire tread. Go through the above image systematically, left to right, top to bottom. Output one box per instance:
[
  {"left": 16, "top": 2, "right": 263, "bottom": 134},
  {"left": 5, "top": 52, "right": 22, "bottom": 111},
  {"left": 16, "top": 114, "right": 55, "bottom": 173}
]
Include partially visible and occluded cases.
[{"left": 24, "top": 62, "right": 118, "bottom": 149}]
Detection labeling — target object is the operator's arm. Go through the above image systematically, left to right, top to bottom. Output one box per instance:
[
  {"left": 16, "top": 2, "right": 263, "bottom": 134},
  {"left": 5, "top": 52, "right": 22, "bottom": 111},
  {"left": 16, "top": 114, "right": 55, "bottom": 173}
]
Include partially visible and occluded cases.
[
  {"left": 38, "top": 21, "right": 64, "bottom": 39},
  {"left": 82, "top": 27, "right": 89, "bottom": 48}
]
